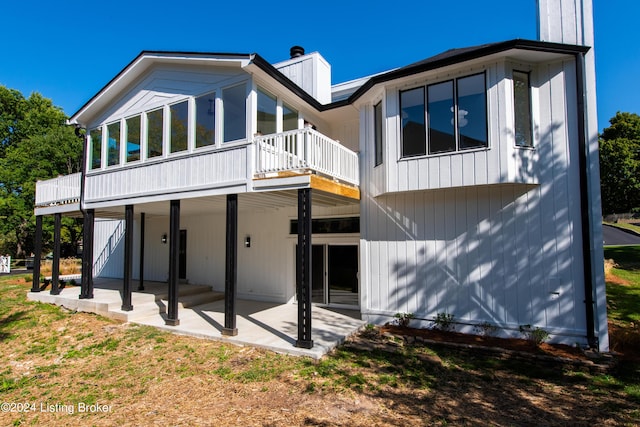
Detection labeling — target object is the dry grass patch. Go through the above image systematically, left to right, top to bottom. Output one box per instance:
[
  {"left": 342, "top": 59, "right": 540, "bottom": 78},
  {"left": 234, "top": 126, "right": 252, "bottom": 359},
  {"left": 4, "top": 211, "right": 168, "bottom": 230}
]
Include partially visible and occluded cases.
[{"left": 1, "top": 275, "right": 639, "bottom": 426}]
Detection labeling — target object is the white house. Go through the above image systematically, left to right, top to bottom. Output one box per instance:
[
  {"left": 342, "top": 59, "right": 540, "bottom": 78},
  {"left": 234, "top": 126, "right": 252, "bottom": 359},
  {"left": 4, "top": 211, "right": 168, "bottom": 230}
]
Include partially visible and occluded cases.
[{"left": 31, "top": 0, "right": 608, "bottom": 351}]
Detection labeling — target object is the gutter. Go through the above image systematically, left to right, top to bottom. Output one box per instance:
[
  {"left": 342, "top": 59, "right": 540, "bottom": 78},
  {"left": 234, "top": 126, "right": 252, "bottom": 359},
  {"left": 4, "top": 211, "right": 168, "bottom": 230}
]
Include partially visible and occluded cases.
[{"left": 575, "top": 51, "right": 597, "bottom": 349}]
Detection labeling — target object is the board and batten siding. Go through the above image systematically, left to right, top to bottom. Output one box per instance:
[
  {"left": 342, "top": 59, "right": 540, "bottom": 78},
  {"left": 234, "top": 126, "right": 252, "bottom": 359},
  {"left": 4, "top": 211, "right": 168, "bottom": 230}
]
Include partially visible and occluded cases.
[{"left": 359, "top": 56, "right": 588, "bottom": 343}]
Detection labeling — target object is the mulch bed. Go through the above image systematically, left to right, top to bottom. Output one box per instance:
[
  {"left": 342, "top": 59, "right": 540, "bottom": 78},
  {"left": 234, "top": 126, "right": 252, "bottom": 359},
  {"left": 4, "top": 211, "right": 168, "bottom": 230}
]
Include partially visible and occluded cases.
[{"left": 371, "top": 325, "right": 617, "bottom": 373}]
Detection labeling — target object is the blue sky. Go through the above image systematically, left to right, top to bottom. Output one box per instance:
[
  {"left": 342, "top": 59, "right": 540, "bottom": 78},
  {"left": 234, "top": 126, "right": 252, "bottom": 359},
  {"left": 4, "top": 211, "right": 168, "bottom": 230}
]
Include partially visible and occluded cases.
[{"left": 1, "top": 0, "right": 637, "bottom": 132}]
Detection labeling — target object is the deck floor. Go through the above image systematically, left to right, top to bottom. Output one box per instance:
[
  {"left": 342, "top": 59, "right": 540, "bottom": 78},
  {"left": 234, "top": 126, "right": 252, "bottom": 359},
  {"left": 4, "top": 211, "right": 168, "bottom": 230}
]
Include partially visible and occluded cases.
[{"left": 27, "top": 278, "right": 364, "bottom": 359}]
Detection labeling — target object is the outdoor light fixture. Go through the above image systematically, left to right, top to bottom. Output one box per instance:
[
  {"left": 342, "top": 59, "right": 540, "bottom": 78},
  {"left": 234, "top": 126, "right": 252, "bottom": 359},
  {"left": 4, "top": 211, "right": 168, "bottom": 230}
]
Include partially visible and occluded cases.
[
  {"left": 161, "top": 233, "right": 167, "bottom": 244},
  {"left": 245, "top": 236, "right": 251, "bottom": 248}
]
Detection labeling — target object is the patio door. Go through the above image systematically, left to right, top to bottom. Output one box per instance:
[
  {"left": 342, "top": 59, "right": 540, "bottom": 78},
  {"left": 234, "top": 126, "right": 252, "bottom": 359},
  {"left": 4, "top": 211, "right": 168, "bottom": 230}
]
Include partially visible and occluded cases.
[{"left": 309, "top": 244, "right": 358, "bottom": 307}]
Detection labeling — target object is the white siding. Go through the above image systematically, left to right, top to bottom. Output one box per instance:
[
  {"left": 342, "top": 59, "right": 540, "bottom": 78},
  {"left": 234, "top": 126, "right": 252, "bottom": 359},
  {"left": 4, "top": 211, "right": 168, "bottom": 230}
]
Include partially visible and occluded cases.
[
  {"left": 360, "top": 56, "right": 589, "bottom": 344},
  {"left": 85, "top": 147, "right": 249, "bottom": 207},
  {"left": 93, "top": 219, "right": 125, "bottom": 279}
]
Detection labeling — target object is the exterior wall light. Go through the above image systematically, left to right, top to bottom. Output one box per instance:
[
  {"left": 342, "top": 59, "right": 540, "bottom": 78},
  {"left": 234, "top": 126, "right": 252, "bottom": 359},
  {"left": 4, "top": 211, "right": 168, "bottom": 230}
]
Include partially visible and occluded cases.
[
  {"left": 161, "top": 234, "right": 167, "bottom": 244},
  {"left": 245, "top": 236, "right": 251, "bottom": 248}
]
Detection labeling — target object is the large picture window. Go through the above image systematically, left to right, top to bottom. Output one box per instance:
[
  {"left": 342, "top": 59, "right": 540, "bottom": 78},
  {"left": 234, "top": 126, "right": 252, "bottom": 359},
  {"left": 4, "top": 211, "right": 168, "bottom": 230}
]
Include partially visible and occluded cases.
[
  {"left": 513, "top": 71, "right": 533, "bottom": 147},
  {"left": 401, "top": 72, "right": 488, "bottom": 158},
  {"left": 223, "top": 84, "right": 246, "bottom": 142},
  {"left": 195, "top": 93, "right": 215, "bottom": 148},
  {"left": 170, "top": 101, "right": 188, "bottom": 153},
  {"left": 147, "top": 109, "right": 164, "bottom": 158},
  {"left": 125, "top": 116, "right": 141, "bottom": 162},
  {"left": 107, "top": 122, "right": 120, "bottom": 166},
  {"left": 89, "top": 128, "right": 102, "bottom": 170}
]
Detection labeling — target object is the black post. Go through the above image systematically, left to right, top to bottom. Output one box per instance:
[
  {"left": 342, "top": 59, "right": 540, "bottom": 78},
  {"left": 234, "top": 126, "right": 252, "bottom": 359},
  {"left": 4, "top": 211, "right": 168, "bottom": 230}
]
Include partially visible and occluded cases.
[
  {"left": 296, "top": 188, "right": 313, "bottom": 348},
  {"left": 223, "top": 194, "right": 238, "bottom": 336},
  {"left": 166, "top": 200, "right": 180, "bottom": 326},
  {"left": 122, "top": 205, "right": 134, "bottom": 311},
  {"left": 80, "top": 209, "right": 95, "bottom": 299},
  {"left": 138, "top": 212, "right": 145, "bottom": 291},
  {"left": 50, "top": 213, "right": 62, "bottom": 295},
  {"left": 31, "top": 215, "right": 43, "bottom": 292}
]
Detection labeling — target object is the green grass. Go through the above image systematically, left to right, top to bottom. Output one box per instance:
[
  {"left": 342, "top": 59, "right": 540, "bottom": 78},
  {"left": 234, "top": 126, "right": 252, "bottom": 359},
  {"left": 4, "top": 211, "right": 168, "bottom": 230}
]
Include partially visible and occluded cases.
[{"left": 604, "top": 245, "right": 640, "bottom": 324}]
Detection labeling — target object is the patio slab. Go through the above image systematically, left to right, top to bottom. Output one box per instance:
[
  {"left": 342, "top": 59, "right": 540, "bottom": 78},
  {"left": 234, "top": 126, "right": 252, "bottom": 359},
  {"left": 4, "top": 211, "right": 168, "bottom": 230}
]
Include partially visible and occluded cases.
[{"left": 27, "top": 278, "right": 365, "bottom": 359}]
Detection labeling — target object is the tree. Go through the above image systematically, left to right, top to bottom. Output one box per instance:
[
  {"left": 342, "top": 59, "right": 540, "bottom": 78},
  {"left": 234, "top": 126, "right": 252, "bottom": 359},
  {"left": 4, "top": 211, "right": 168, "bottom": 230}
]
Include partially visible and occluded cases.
[
  {"left": 0, "top": 86, "right": 83, "bottom": 257},
  {"left": 599, "top": 112, "right": 640, "bottom": 214}
]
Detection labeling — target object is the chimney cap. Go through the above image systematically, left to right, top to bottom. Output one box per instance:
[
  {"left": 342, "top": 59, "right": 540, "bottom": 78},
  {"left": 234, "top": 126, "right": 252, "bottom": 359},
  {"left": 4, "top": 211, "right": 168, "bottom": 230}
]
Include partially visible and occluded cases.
[{"left": 290, "top": 46, "right": 305, "bottom": 58}]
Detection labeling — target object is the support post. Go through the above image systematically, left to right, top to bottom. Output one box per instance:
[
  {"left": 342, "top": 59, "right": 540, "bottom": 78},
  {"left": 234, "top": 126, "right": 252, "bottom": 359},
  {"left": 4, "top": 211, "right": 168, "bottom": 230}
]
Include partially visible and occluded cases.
[
  {"left": 296, "top": 188, "right": 313, "bottom": 348},
  {"left": 222, "top": 194, "right": 238, "bottom": 336},
  {"left": 166, "top": 200, "right": 180, "bottom": 326},
  {"left": 122, "top": 205, "right": 134, "bottom": 311},
  {"left": 80, "top": 209, "right": 95, "bottom": 299},
  {"left": 138, "top": 212, "right": 145, "bottom": 291},
  {"left": 50, "top": 213, "right": 61, "bottom": 295},
  {"left": 31, "top": 215, "right": 43, "bottom": 292}
]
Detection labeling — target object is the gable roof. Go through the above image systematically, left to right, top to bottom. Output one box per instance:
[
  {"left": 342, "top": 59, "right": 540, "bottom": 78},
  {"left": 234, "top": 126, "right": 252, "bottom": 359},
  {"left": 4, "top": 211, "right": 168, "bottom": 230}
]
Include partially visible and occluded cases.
[{"left": 70, "top": 39, "right": 590, "bottom": 124}]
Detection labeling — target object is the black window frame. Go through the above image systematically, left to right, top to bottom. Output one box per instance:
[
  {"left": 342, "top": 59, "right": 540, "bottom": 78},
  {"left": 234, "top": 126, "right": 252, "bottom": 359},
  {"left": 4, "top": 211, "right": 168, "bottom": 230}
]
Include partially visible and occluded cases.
[
  {"left": 400, "top": 71, "right": 489, "bottom": 159},
  {"left": 374, "top": 101, "right": 383, "bottom": 166}
]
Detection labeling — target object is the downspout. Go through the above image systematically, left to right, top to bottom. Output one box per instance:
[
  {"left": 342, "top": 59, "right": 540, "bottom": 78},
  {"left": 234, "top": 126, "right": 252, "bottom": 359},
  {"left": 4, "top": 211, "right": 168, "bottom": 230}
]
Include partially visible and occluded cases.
[{"left": 575, "top": 51, "right": 597, "bottom": 349}]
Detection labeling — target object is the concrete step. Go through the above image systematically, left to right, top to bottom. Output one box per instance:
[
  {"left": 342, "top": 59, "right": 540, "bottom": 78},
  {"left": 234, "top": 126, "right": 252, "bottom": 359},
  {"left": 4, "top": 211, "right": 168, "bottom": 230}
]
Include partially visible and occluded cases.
[{"left": 175, "top": 291, "right": 224, "bottom": 309}]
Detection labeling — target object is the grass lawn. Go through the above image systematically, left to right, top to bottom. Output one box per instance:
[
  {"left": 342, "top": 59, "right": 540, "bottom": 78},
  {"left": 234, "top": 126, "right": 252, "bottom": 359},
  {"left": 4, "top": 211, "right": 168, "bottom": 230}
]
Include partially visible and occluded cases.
[
  {"left": 605, "top": 221, "right": 640, "bottom": 235},
  {"left": 0, "top": 267, "right": 639, "bottom": 426}
]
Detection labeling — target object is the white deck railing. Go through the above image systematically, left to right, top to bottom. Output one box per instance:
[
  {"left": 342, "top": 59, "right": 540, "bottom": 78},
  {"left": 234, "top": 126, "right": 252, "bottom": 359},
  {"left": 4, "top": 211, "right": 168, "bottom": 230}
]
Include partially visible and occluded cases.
[
  {"left": 254, "top": 128, "right": 359, "bottom": 186},
  {"left": 35, "top": 172, "right": 81, "bottom": 206}
]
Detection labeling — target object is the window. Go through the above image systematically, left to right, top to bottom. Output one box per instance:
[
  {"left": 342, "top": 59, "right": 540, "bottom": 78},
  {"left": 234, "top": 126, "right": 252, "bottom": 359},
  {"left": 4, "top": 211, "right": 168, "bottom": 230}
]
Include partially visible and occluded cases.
[
  {"left": 513, "top": 71, "right": 533, "bottom": 147},
  {"left": 401, "top": 72, "right": 488, "bottom": 158},
  {"left": 456, "top": 74, "right": 488, "bottom": 150},
  {"left": 427, "top": 81, "right": 455, "bottom": 154},
  {"left": 223, "top": 84, "right": 246, "bottom": 142},
  {"left": 400, "top": 87, "right": 426, "bottom": 157},
  {"left": 257, "top": 88, "right": 277, "bottom": 135},
  {"left": 195, "top": 93, "right": 215, "bottom": 148},
  {"left": 170, "top": 101, "right": 188, "bottom": 153},
  {"left": 374, "top": 101, "right": 383, "bottom": 166},
  {"left": 283, "top": 102, "right": 298, "bottom": 132},
  {"left": 147, "top": 109, "right": 163, "bottom": 158},
  {"left": 125, "top": 116, "right": 141, "bottom": 162},
  {"left": 107, "top": 122, "right": 120, "bottom": 166},
  {"left": 89, "top": 128, "right": 102, "bottom": 170},
  {"left": 290, "top": 217, "right": 360, "bottom": 234}
]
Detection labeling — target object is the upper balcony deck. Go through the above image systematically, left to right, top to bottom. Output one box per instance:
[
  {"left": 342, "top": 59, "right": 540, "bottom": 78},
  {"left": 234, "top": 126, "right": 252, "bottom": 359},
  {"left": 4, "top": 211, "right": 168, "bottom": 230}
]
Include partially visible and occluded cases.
[{"left": 34, "top": 128, "right": 359, "bottom": 213}]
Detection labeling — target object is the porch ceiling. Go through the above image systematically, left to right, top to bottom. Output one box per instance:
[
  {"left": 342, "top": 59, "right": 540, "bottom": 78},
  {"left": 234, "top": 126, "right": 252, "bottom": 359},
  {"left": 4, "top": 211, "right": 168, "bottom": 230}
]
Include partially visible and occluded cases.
[{"left": 91, "top": 188, "right": 359, "bottom": 219}]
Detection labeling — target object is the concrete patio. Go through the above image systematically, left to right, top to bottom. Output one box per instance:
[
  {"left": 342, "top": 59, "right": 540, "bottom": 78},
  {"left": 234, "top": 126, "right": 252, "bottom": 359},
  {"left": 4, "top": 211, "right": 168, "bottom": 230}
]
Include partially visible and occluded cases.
[{"left": 27, "top": 278, "right": 365, "bottom": 359}]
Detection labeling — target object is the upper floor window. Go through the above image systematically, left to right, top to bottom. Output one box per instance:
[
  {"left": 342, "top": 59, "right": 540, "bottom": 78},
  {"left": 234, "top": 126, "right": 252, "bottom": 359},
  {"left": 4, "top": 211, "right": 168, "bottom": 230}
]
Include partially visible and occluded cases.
[
  {"left": 513, "top": 71, "right": 533, "bottom": 148},
  {"left": 401, "top": 72, "right": 488, "bottom": 157},
  {"left": 223, "top": 84, "right": 246, "bottom": 142},
  {"left": 400, "top": 87, "right": 426, "bottom": 157},
  {"left": 257, "top": 88, "right": 277, "bottom": 135},
  {"left": 195, "top": 92, "right": 215, "bottom": 148},
  {"left": 170, "top": 101, "right": 188, "bottom": 153},
  {"left": 374, "top": 101, "right": 383, "bottom": 166},
  {"left": 283, "top": 102, "right": 298, "bottom": 132},
  {"left": 147, "top": 108, "right": 164, "bottom": 158},
  {"left": 125, "top": 115, "right": 141, "bottom": 162},
  {"left": 107, "top": 122, "right": 120, "bottom": 166},
  {"left": 89, "top": 128, "right": 102, "bottom": 170}
]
